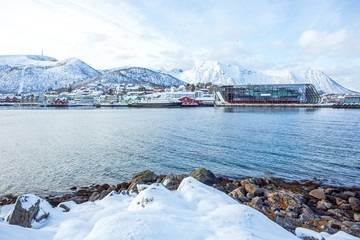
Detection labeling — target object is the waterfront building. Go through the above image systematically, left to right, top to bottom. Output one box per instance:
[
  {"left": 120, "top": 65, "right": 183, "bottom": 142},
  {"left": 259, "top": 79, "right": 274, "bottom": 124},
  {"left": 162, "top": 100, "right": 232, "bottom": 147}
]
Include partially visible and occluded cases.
[
  {"left": 214, "top": 84, "right": 321, "bottom": 105},
  {"left": 344, "top": 95, "right": 360, "bottom": 104}
]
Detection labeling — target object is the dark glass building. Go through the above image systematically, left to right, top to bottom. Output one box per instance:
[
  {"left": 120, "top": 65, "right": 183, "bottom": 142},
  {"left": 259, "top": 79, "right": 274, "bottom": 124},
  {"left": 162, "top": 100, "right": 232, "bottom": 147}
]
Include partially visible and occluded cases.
[{"left": 214, "top": 84, "right": 321, "bottom": 104}]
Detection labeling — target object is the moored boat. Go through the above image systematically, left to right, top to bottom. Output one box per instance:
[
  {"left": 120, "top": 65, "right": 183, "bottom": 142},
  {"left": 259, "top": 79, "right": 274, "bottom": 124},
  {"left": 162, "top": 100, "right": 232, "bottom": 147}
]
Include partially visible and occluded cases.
[{"left": 129, "top": 96, "right": 182, "bottom": 108}]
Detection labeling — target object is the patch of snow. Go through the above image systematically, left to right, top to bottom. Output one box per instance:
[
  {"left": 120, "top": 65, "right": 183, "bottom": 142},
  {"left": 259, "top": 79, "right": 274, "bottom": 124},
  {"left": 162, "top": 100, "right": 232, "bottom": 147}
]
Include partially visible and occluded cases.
[{"left": 296, "top": 227, "right": 324, "bottom": 239}]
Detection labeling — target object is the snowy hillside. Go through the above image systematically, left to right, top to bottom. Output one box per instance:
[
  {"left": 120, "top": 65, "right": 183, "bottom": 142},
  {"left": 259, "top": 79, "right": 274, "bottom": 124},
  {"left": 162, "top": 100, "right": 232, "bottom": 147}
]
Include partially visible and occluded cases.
[
  {"left": 0, "top": 56, "right": 100, "bottom": 94},
  {"left": 177, "top": 61, "right": 356, "bottom": 94},
  {"left": 74, "top": 67, "right": 185, "bottom": 89}
]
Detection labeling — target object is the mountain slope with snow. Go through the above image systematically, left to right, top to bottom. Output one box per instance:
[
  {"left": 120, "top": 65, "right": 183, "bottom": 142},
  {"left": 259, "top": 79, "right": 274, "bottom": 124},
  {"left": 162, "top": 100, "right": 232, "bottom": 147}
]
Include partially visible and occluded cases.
[
  {"left": 0, "top": 56, "right": 101, "bottom": 94},
  {"left": 177, "top": 61, "right": 357, "bottom": 94},
  {"left": 74, "top": 67, "right": 185, "bottom": 89}
]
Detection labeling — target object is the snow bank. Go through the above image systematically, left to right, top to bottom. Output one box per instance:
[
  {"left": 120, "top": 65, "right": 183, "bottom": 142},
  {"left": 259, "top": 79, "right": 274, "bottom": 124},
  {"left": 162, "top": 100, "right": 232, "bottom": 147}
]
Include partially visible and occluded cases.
[{"left": 0, "top": 177, "right": 359, "bottom": 240}]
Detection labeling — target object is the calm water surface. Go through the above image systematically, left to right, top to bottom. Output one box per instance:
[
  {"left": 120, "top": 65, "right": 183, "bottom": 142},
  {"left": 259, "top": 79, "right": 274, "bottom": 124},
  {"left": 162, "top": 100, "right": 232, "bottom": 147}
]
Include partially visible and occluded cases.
[{"left": 0, "top": 107, "right": 359, "bottom": 195}]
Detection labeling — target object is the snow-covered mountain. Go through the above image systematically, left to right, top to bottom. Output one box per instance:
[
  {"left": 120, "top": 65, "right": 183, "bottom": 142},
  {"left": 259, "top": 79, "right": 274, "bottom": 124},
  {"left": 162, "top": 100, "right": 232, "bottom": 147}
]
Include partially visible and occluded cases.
[
  {"left": 0, "top": 55, "right": 100, "bottom": 94},
  {"left": 0, "top": 55, "right": 185, "bottom": 94},
  {"left": 0, "top": 56, "right": 356, "bottom": 94},
  {"left": 176, "top": 61, "right": 357, "bottom": 95},
  {"left": 74, "top": 67, "right": 185, "bottom": 89}
]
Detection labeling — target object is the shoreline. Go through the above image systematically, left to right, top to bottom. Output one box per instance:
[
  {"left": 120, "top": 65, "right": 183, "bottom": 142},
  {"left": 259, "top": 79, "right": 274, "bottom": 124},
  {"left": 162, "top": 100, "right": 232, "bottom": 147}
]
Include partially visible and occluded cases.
[{"left": 1, "top": 168, "right": 359, "bottom": 237}]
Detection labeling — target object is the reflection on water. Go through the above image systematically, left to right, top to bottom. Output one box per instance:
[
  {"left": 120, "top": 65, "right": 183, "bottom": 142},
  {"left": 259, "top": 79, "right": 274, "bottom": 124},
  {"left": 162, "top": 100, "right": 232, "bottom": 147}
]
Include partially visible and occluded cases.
[{"left": 0, "top": 107, "right": 359, "bottom": 195}]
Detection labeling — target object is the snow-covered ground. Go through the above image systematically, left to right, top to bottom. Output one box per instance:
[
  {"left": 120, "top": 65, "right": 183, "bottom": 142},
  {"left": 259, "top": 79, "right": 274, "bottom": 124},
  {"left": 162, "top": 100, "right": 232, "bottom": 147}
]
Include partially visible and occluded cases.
[{"left": 0, "top": 177, "right": 358, "bottom": 240}]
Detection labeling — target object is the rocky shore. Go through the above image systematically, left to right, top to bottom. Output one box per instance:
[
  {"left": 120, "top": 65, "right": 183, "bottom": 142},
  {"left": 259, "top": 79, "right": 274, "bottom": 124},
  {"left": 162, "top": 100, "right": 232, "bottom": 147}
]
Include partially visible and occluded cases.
[{"left": 1, "top": 168, "right": 360, "bottom": 238}]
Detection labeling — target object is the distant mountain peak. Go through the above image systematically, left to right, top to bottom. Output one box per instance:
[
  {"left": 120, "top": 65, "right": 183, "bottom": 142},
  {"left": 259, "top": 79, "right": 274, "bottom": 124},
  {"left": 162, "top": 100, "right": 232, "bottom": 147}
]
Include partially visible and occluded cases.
[{"left": 173, "top": 61, "right": 357, "bottom": 94}]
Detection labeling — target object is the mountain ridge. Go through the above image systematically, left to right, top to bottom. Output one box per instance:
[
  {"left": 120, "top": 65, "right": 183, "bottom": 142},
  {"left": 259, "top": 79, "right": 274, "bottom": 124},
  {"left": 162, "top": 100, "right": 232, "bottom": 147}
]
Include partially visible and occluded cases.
[
  {"left": 0, "top": 56, "right": 356, "bottom": 94},
  {"left": 172, "top": 61, "right": 357, "bottom": 95}
]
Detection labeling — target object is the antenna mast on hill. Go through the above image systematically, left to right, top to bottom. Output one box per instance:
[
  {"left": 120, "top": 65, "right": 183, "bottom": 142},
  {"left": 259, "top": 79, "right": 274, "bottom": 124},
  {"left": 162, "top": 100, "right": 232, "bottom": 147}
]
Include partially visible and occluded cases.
[{"left": 41, "top": 49, "right": 43, "bottom": 56}]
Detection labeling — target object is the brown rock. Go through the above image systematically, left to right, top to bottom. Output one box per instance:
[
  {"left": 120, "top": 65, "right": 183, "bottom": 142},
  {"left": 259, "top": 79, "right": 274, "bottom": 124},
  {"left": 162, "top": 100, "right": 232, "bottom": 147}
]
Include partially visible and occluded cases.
[
  {"left": 189, "top": 168, "right": 217, "bottom": 185},
  {"left": 128, "top": 170, "right": 157, "bottom": 191},
  {"left": 162, "top": 174, "right": 187, "bottom": 190},
  {"left": 241, "top": 180, "right": 263, "bottom": 196},
  {"left": 309, "top": 189, "right": 326, "bottom": 200},
  {"left": 266, "top": 190, "right": 305, "bottom": 209},
  {"left": 246, "top": 192, "right": 255, "bottom": 199},
  {"left": 6, "top": 195, "right": 51, "bottom": 228},
  {"left": 252, "top": 196, "right": 264, "bottom": 205},
  {"left": 335, "top": 197, "right": 347, "bottom": 206},
  {"left": 349, "top": 197, "right": 360, "bottom": 211},
  {"left": 317, "top": 201, "right": 327, "bottom": 211},
  {"left": 58, "top": 203, "right": 70, "bottom": 212},
  {"left": 339, "top": 204, "right": 352, "bottom": 210},
  {"left": 328, "top": 209, "right": 345, "bottom": 218},
  {"left": 354, "top": 213, "right": 360, "bottom": 222},
  {"left": 275, "top": 216, "right": 296, "bottom": 231}
]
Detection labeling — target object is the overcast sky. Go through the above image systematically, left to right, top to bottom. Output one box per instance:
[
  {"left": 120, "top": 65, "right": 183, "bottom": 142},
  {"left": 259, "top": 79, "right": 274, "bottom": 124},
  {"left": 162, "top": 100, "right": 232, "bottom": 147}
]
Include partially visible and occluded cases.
[{"left": 0, "top": 0, "right": 359, "bottom": 90}]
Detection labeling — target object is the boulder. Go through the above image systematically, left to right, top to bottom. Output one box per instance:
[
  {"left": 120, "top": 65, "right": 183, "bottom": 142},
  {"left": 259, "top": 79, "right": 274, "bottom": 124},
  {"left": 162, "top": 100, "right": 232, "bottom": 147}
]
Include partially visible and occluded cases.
[
  {"left": 189, "top": 168, "right": 217, "bottom": 185},
  {"left": 128, "top": 170, "right": 157, "bottom": 191},
  {"left": 162, "top": 174, "right": 187, "bottom": 190},
  {"left": 241, "top": 180, "right": 263, "bottom": 196},
  {"left": 232, "top": 187, "right": 247, "bottom": 199},
  {"left": 309, "top": 189, "right": 326, "bottom": 200},
  {"left": 266, "top": 190, "right": 305, "bottom": 209},
  {"left": 89, "top": 192, "right": 101, "bottom": 202},
  {"left": 6, "top": 194, "right": 51, "bottom": 228},
  {"left": 252, "top": 196, "right": 264, "bottom": 205},
  {"left": 335, "top": 197, "right": 347, "bottom": 206},
  {"left": 349, "top": 197, "right": 360, "bottom": 211},
  {"left": 58, "top": 203, "right": 71, "bottom": 212},
  {"left": 328, "top": 209, "right": 345, "bottom": 218},
  {"left": 354, "top": 213, "right": 360, "bottom": 222},
  {"left": 275, "top": 216, "right": 296, "bottom": 231}
]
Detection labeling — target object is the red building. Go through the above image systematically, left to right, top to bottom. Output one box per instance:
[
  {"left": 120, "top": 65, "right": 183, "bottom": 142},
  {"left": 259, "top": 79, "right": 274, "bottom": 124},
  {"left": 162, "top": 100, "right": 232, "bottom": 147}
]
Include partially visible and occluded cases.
[
  {"left": 54, "top": 97, "right": 69, "bottom": 105},
  {"left": 178, "top": 97, "right": 199, "bottom": 106}
]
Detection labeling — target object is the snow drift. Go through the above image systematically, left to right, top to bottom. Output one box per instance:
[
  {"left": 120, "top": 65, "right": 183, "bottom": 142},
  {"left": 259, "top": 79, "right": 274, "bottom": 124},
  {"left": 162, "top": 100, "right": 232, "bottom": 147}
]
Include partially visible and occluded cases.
[{"left": 0, "top": 177, "right": 358, "bottom": 240}]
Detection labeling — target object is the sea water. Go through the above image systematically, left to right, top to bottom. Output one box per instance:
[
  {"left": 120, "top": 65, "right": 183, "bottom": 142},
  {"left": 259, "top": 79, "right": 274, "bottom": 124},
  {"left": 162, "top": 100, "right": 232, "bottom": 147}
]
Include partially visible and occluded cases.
[{"left": 0, "top": 107, "right": 359, "bottom": 195}]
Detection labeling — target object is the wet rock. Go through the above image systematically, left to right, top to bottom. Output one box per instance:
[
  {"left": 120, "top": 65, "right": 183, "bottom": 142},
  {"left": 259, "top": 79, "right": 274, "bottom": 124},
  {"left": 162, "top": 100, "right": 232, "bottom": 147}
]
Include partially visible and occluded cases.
[
  {"left": 189, "top": 168, "right": 217, "bottom": 185},
  {"left": 309, "top": 189, "right": 326, "bottom": 200},
  {"left": 6, "top": 194, "right": 51, "bottom": 228},
  {"left": 349, "top": 197, "right": 360, "bottom": 211}
]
